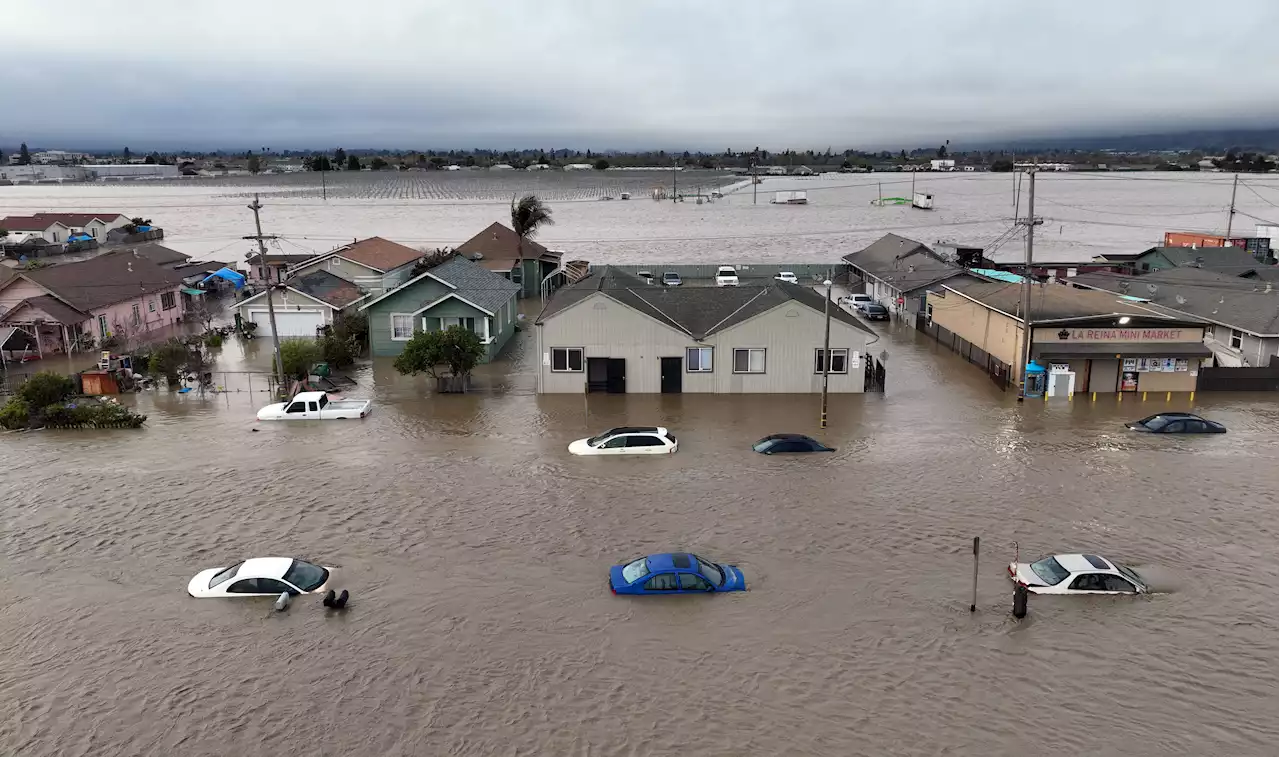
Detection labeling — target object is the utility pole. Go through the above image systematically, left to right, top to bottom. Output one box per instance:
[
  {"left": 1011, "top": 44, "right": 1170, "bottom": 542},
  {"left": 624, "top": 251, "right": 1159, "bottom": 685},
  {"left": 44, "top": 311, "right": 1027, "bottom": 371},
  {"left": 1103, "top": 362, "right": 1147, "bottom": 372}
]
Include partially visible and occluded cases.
[
  {"left": 672, "top": 159, "right": 678, "bottom": 203},
  {"left": 320, "top": 160, "right": 327, "bottom": 201},
  {"left": 751, "top": 162, "right": 758, "bottom": 205},
  {"left": 1016, "top": 169, "right": 1040, "bottom": 401},
  {"left": 1224, "top": 173, "right": 1239, "bottom": 242},
  {"left": 245, "top": 193, "right": 284, "bottom": 388},
  {"left": 820, "top": 277, "right": 833, "bottom": 429}
]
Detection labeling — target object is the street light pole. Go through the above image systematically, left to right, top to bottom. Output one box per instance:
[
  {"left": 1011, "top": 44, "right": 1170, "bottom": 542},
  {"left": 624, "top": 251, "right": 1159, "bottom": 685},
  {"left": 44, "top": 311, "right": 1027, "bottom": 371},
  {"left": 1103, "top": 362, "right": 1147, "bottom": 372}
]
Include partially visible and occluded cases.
[{"left": 820, "top": 278, "right": 833, "bottom": 429}]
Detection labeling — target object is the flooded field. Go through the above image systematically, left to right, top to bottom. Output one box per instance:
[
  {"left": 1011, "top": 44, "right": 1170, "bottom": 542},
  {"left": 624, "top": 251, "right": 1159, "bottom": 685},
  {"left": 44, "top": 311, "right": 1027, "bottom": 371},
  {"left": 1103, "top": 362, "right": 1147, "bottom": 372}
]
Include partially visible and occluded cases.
[
  {"left": 2, "top": 171, "right": 1275, "bottom": 265},
  {"left": 1, "top": 321, "right": 1276, "bottom": 756}
]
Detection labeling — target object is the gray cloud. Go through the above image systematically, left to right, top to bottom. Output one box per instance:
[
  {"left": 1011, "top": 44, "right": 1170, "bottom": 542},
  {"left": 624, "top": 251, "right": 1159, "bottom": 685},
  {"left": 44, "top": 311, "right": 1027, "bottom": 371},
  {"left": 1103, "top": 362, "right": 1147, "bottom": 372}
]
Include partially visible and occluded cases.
[{"left": 2, "top": 0, "right": 1276, "bottom": 150}]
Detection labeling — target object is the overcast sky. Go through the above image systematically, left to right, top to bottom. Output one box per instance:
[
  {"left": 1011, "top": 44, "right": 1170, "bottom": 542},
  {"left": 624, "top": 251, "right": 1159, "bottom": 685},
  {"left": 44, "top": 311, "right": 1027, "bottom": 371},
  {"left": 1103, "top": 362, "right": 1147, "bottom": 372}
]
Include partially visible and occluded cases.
[{"left": 3, "top": 0, "right": 1276, "bottom": 151}]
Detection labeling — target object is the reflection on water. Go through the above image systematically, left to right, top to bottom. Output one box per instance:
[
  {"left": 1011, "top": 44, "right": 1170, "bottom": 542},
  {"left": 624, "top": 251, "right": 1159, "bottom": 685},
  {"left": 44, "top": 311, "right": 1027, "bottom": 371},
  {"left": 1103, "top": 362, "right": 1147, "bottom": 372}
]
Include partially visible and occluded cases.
[{"left": 0, "top": 314, "right": 1276, "bottom": 756}]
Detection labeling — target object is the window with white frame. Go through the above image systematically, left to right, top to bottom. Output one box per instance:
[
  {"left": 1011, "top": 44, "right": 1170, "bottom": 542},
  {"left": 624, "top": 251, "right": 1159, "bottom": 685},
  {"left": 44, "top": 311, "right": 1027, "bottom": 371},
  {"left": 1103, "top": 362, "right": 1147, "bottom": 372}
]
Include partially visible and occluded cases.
[
  {"left": 391, "top": 314, "right": 414, "bottom": 340},
  {"left": 1230, "top": 329, "right": 1243, "bottom": 350},
  {"left": 686, "top": 346, "right": 713, "bottom": 372},
  {"left": 551, "top": 347, "right": 584, "bottom": 372},
  {"left": 732, "top": 348, "right": 765, "bottom": 374},
  {"left": 814, "top": 348, "right": 848, "bottom": 374}
]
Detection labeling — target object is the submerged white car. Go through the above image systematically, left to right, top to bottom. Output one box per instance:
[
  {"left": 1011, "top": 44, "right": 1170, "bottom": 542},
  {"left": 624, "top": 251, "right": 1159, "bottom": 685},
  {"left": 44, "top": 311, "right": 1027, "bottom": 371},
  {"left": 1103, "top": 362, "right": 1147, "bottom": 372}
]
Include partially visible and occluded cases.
[
  {"left": 569, "top": 426, "right": 678, "bottom": 456},
  {"left": 1008, "top": 553, "right": 1148, "bottom": 595},
  {"left": 187, "top": 557, "right": 333, "bottom": 598}
]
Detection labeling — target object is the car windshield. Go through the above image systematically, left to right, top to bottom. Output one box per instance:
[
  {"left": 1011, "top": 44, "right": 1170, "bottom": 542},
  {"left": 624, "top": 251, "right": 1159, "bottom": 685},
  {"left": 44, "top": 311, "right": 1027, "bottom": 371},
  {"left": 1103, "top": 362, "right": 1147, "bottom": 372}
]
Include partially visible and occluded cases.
[
  {"left": 867, "top": 305, "right": 887, "bottom": 312},
  {"left": 1141, "top": 415, "right": 1171, "bottom": 430},
  {"left": 752, "top": 438, "right": 776, "bottom": 452},
  {"left": 696, "top": 557, "right": 725, "bottom": 586},
  {"left": 1029, "top": 557, "right": 1071, "bottom": 585},
  {"left": 622, "top": 558, "right": 649, "bottom": 584},
  {"left": 283, "top": 560, "right": 329, "bottom": 591},
  {"left": 208, "top": 561, "right": 243, "bottom": 589},
  {"left": 1115, "top": 563, "right": 1145, "bottom": 588}
]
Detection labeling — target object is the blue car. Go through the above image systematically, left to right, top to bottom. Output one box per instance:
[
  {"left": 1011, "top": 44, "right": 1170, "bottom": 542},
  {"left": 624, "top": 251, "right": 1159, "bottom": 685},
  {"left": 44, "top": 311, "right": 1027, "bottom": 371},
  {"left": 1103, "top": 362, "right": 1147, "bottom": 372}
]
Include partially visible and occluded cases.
[{"left": 610, "top": 553, "right": 745, "bottom": 595}]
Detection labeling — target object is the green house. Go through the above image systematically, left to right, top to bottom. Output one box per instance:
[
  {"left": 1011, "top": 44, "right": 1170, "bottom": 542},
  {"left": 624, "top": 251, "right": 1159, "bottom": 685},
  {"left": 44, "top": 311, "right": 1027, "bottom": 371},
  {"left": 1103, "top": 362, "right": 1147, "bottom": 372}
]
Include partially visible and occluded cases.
[{"left": 360, "top": 254, "right": 523, "bottom": 360}]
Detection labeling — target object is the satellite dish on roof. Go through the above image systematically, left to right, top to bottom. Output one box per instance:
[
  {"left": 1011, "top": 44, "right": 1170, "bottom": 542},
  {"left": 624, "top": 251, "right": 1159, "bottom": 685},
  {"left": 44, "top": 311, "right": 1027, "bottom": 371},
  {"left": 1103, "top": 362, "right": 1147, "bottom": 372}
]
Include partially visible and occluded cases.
[
  {"left": 1147, "top": 283, "right": 1158, "bottom": 294},
  {"left": 1175, "top": 294, "right": 1187, "bottom": 305}
]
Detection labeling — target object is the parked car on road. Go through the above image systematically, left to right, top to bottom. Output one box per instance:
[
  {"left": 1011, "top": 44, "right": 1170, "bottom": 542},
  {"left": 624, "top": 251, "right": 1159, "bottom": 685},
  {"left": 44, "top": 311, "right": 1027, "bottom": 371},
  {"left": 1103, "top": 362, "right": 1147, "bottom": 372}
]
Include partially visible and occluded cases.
[
  {"left": 715, "top": 266, "right": 740, "bottom": 286},
  {"left": 637, "top": 270, "right": 655, "bottom": 285},
  {"left": 774, "top": 271, "right": 799, "bottom": 284},
  {"left": 661, "top": 272, "right": 682, "bottom": 286},
  {"left": 861, "top": 303, "right": 890, "bottom": 321},
  {"left": 257, "top": 391, "right": 372, "bottom": 421},
  {"left": 1126, "top": 413, "right": 1226, "bottom": 434},
  {"left": 569, "top": 426, "right": 678, "bottom": 455},
  {"left": 752, "top": 434, "right": 834, "bottom": 454},
  {"left": 610, "top": 552, "right": 745, "bottom": 595},
  {"left": 1008, "top": 553, "right": 1148, "bottom": 595},
  {"left": 188, "top": 557, "right": 333, "bottom": 598}
]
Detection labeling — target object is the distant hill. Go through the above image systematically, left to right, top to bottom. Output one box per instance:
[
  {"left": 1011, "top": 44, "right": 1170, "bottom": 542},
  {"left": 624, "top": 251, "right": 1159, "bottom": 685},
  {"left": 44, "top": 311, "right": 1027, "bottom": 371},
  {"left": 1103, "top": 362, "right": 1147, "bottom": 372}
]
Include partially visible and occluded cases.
[{"left": 997, "top": 128, "right": 1278, "bottom": 153}]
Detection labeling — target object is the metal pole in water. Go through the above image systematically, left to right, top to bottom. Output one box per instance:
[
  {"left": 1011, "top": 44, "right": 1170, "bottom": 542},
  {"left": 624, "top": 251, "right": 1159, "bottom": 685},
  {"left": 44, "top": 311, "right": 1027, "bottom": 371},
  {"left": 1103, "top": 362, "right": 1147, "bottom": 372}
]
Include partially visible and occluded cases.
[
  {"left": 820, "top": 278, "right": 833, "bottom": 429},
  {"left": 970, "top": 536, "right": 979, "bottom": 612},
  {"left": 1012, "top": 584, "right": 1029, "bottom": 618}
]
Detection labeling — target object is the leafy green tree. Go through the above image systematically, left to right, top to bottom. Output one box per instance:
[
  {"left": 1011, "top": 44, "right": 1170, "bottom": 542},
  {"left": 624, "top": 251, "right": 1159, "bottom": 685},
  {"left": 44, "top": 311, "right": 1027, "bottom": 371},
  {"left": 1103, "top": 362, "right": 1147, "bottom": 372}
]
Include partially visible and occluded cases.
[
  {"left": 18, "top": 142, "right": 31, "bottom": 165},
  {"left": 937, "top": 145, "right": 948, "bottom": 158},
  {"left": 123, "top": 147, "right": 132, "bottom": 160},
  {"left": 334, "top": 147, "right": 347, "bottom": 166},
  {"left": 144, "top": 154, "right": 156, "bottom": 164},
  {"left": 247, "top": 154, "right": 262, "bottom": 173},
  {"left": 346, "top": 155, "right": 361, "bottom": 171},
  {"left": 370, "top": 157, "right": 388, "bottom": 170},
  {"left": 594, "top": 158, "right": 609, "bottom": 170},
  {"left": 990, "top": 159, "right": 1014, "bottom": 172},
  {"left": 510, "top": 194, "right": 554, "bottom": 295},
  {"left": 393, "top": 326, "right": 484, "bottom": 383},
  {"left": 279, "top": 338, "right": 321, "bottom": 380},
  {"left": 147, "top": 339, "right": 190, "bottom": 386},
  {"left": 18, "top": 372, "right": 76, "bottom": 407}
]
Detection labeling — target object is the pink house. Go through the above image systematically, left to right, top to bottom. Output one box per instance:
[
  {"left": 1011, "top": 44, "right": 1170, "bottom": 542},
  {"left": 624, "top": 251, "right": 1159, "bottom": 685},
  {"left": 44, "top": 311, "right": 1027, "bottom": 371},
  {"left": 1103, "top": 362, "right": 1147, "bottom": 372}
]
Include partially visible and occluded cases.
[{"left": 0, "top": 250, "right": 188, "bottom": 357}]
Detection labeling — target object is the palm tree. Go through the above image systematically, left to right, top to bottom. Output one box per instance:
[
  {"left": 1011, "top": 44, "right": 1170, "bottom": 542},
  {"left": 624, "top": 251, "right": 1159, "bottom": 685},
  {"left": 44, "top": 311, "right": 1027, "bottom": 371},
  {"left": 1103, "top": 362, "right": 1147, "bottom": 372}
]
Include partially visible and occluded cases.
[{"left": 510, "top": 194, "right": 554, "bottom": 298}]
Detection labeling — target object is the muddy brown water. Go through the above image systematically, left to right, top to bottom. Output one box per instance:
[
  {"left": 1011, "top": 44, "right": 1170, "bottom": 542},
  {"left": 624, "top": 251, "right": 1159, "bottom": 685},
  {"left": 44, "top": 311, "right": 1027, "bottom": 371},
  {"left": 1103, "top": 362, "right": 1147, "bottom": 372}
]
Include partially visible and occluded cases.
[{"left": 2, "top": 324, "right": 1276, "bottom": 756}]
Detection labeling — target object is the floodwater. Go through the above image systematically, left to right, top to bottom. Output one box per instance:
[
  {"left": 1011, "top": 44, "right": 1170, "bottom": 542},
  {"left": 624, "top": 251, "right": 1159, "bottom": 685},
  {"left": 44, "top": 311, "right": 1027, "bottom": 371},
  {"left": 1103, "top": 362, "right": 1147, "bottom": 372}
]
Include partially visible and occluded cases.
[
  {"left": 2, "top": 171, "right": 1276, "bottom": 265},
  {"left": 2, "top": 319, "right": 1276, "bottom": 756}
]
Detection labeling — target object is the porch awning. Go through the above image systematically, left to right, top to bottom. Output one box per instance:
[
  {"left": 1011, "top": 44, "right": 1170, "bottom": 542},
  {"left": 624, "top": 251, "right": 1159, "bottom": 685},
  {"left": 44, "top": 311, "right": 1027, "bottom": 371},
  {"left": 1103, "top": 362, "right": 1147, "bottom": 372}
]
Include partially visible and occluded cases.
[
  {"left": 181, "top": 287, "right": 206, "bottom": 296},
  {"left": 0, "top": 326, "right": 37, "bottom": 350},
  {"left": 1035, "top": 342, "right": 1211, "bottom": 359}
]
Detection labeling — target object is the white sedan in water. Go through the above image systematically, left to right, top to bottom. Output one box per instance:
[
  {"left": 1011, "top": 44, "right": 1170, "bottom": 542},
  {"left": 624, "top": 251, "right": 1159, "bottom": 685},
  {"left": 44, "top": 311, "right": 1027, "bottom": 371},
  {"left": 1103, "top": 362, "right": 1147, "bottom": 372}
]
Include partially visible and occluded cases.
[
  {"left": 568, "top": 426, "right": 678, "bottom": 456},
  {"left": 1008, "top": 553, "right": 1148, "bottom": 595},
  {"left": 187, "top": 557, "right": 333, "bottom": 598}
]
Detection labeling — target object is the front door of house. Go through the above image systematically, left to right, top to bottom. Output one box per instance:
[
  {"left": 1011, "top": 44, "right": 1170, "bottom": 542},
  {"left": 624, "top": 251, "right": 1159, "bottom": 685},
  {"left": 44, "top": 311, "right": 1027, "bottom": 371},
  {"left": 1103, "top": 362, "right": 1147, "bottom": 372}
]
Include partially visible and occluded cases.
[
  {"left": 660, "top": 357, "right": 682, "bottom": 394},
  {"left": 606, "top": 359, "right": 626, "bottom": 394}
]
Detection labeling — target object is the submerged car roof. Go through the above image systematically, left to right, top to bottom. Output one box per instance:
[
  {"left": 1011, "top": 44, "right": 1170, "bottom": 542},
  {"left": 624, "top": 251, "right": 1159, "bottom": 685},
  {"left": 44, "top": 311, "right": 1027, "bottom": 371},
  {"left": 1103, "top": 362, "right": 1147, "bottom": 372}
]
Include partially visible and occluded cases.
[
  {"left": 1055, "top": 554, "right": 1113, "bottom": 572},
  {"left": 239, "top": 557, "right": 294, "bottom": 577}
]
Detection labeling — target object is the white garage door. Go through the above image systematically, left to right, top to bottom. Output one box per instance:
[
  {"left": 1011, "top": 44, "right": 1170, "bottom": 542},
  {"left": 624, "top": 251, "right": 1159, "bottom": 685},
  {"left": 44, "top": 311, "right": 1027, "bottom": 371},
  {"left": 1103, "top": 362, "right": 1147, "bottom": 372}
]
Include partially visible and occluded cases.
[{"left": 249, "top": 309, "right": 326, "bottom": 337}]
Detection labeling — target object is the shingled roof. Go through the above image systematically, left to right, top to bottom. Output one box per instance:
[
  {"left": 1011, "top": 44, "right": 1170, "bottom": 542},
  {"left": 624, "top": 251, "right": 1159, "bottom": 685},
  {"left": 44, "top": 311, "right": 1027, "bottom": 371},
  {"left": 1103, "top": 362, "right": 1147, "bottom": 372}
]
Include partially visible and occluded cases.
[
  {"left": 456, "top": 222, "right": 561, "bottom": 262},
  {"left": 842, "top": 233, "right": 966, "bottom": 293},
  {"left": 330, "top": 237, "right": 423, "bottom": 272},
  {"left": 18, "top": 249, "right": 186, "bottom": 311},
  {"left": 357, "top": 253, "right": 521, "bottom": 315},
  {"left": 537, "top": 266, "right": 876, "bottom": 338},
  {"left": 290, "top": 269, "right": 367, "bottom": 309}
]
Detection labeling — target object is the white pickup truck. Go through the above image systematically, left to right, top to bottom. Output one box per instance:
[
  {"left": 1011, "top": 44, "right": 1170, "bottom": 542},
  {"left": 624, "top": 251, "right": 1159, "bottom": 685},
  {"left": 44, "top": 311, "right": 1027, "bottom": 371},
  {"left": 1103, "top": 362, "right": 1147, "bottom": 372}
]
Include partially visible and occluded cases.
[{"left": 256, "top": 391, "right": 372, "bottom": 421}]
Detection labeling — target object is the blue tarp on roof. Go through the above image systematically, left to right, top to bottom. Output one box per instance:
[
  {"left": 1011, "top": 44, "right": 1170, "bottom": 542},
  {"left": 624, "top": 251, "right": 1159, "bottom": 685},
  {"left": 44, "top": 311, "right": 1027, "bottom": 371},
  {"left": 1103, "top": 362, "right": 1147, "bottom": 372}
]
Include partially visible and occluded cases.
[
  {"left": 201, "top": 267, "right": 246, "bottom": 289},
  {"left": 969, "top": 268, "right": 1027, "bottom": 284}
]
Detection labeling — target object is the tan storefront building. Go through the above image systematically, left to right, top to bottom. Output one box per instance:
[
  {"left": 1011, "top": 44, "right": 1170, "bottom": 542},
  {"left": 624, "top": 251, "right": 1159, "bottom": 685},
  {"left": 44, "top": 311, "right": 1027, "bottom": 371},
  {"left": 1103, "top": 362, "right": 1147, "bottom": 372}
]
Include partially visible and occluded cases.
[
  {"left": 925, "top": 278, "right": 1209, "bottom": 394},
  {"left": 1031, "top": 325, "right": 1208, "bottom": 394}
]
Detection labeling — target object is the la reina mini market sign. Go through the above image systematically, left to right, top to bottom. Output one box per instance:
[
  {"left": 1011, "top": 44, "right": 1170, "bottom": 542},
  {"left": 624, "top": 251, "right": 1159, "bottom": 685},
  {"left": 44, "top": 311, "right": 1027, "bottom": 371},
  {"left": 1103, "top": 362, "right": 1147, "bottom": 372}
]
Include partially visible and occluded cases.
[{"left": 1035, "top": 327, "right": 1202, "bottom": 343}]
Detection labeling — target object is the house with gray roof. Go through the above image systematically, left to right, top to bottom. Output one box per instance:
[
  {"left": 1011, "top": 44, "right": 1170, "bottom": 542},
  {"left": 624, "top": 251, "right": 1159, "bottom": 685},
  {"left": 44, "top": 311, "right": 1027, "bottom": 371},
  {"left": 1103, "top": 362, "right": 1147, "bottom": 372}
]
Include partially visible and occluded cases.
[
  {"left": 841, "top": 233, "right": 970, "bottom": 327},
  {"left": 1094, "top": 245, "right": 1273, "bottom": 277},
  {"left": 358, "top": 254, "right": 522, "bottom": 360},
  {"left": 534, "top": 267, "right": 879, "bottom": 394},
  {"left": 1070, "top": 267, "right": 1278, "bottom": 368}
]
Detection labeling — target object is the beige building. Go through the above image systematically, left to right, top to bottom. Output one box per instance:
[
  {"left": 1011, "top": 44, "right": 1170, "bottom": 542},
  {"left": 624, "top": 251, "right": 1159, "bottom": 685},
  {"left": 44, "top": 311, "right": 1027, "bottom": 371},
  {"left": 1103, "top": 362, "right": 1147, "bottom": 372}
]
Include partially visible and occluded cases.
[
  {"left": 535, "top": 268, "right": 880, "bottom": 394},
  {"left": 925, "top": 278, "right": 1208, "bottom": 395}
]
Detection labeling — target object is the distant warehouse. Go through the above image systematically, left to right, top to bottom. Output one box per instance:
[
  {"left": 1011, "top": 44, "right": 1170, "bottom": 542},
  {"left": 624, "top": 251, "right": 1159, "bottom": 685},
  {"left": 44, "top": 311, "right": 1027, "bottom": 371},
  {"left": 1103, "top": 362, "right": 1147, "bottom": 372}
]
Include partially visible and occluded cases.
[{"left": 82, "top": 164, "right": 180, "bottom": 180}]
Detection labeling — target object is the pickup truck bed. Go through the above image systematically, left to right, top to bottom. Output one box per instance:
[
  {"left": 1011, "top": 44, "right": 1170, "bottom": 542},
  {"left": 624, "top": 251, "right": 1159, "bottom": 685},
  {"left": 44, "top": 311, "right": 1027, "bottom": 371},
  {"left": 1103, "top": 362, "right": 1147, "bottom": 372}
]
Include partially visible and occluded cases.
[{"left": 256, "top": 393, "right": 372, "bottom": 421}]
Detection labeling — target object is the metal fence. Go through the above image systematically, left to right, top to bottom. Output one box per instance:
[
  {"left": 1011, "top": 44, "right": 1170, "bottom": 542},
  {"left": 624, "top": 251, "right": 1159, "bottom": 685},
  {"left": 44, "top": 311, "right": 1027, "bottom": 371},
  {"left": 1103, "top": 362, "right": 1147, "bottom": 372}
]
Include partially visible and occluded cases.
[
  {"left": 604, "top": 263, "right": 841, "bottom": 282},
  {"left": 917, "top": 318, "right": 1012, "bottom": 391},
  {"left": 1196, "top": 364, "right": 1279, "bottom": 392}
]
